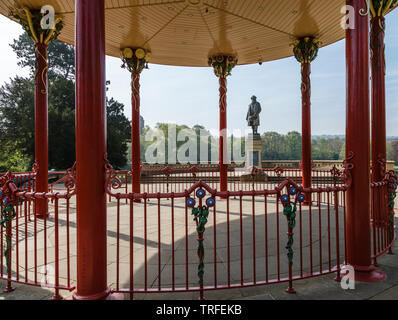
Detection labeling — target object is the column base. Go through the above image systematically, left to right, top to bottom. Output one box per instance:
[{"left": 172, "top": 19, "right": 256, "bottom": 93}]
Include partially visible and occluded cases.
[
  {"left": 353, "top": 265, "right": 386, "bottom": 283},
  {"left": 3, "top": 286, "right": 15, "bottom": 293},
  {"left": 286, "top": 287, "right": 296, "bottom": 294},
  {"left": 72, "top": 288, "right": 124, "bottom": 300}
]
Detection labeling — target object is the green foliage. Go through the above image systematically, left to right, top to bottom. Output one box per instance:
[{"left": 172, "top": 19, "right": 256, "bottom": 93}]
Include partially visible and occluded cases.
[
  {"left": 10, "top": 33, "right": 75, "bottom": 80},
  {"left": 0, "top": 34, "right": 131, "bottom": 172},
  {"left": 0, "top": 76, "right": 35, "bottom": 168},
  {"left": 107, "top": 98, "right": 131, "bottom": 169},
  {"left": 140, "top": 125, "right": 346, "bottom": 163},
  {"left": 262, "top": 131, "right": 302, "bottom": 160},
  {"left": 312, "top": 138, "right": 344, "bottom": 160},
  {"left": 389, "top": 140, "right": 398, "bottom": 163}
]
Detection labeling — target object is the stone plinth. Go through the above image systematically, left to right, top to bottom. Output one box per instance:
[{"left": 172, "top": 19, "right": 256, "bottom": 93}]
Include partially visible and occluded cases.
[{"left": 246, "top": 135, "right": 263, "bottom": 168}]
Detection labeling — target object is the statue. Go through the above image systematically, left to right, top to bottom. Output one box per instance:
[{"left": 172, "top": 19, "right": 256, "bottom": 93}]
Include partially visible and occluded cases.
[{"left": 247, "top": 96, "right": 262, "bottom": 135}]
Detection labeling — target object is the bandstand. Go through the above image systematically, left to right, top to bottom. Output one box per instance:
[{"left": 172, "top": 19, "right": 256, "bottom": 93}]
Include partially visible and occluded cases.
[{"left": 0, "top": 0, "right": 397, "bottom": 300}]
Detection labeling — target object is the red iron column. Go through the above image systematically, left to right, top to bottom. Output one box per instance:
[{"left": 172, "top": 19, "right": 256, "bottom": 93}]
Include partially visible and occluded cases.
[
  {"left": 74, "top": 0, "right": 110, "bottom": 300},
  {"left": 345, "top": 0, "right": 385, "bottom": 282},
  {"left": 369, "top": 1, "right": 396, "bottom": 231},
  {"left": 12, "top": 7, "right": 64, "bottom": 219},
  {"left": 370, "top": 12, "right": 386, "bottom": 184},
  {"left": 293, "top": 37, "right": 319, "bottom": 205},
  {"left": 34, "top": 43, "right": 49, "bottom": 218},
  {"left": 121, "top": 48, "right": 150, "bottom": 198},
  {"left": 208, "top": 55, "right": 237, "bottom": 193},
  {"left": 131, "top": 73, "right": 141, "bottom": 195},
  {"left": 219, "top": 76, "right": 228, "bottom": 193}
]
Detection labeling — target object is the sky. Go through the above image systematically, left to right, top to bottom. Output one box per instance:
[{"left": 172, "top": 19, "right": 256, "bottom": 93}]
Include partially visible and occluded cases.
[{"left": 1, "top": 10, "right": 398, "bottom": 136}]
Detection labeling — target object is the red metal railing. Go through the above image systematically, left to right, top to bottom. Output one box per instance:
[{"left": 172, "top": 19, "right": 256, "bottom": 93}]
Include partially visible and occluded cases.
[
  {"left": 0, "top": 162, "right": 396, "bottom": 300},
  {"left": 104, "top": 162, "right": 352, "bottom": 299},
  {"left": 371, "top": 170, "right": 397, "bottom": 263},
  {"left": 0, "top": 171, "right": 76, "bottom": 299}
]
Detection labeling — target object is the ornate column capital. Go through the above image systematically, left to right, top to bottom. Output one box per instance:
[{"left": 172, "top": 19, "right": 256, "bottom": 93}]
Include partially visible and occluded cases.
[
  {"left": 369, "top": 0, "right": 398, "bottom": 18},
  {"left": 11, "top": 7, "right": 63, "bottom": 45},
  {"left": 293, "top": 37, "right": 320, "bottom": 64},
  {"left": 121, "top": 47, "right": 151, "bottom": 74},
  {"left": 208, "top": 55, "right": 238, "bottom": 78}
]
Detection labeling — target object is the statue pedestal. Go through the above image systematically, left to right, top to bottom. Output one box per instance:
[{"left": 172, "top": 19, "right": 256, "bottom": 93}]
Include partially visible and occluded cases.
[{"left": 246, "top": 135, "right": 263, "bottom": 168}]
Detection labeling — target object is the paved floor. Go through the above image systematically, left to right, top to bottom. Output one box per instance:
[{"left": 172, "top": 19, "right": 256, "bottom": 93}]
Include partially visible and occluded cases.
[{"left": 1, "top": 238, "right": 397, "bottom": 300}]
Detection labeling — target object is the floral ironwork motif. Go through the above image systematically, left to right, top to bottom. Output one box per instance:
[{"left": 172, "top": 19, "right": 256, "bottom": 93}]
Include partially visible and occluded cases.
[
  {"left": 293, "top": 37, "right": 320, "bottom": 64},
  {"left": 208, "top": 55, "right": 238, "bottom": 78},
  {"left": 386, "top": 171, "right": 397, "bottom": 245},
  {"left": 0, "top": 172, "right": 18, "bottom": 274},
  {"left": 280, "top": 185, "right": 305, "bottom": 266},
  {"left": 187, "top": 188, "right": 216, "bottom": 287}
]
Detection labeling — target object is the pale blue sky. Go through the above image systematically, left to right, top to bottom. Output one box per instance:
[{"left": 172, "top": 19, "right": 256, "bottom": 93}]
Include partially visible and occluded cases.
[{"left": 1, "top": 10, "right": 397, "bottom": 136}]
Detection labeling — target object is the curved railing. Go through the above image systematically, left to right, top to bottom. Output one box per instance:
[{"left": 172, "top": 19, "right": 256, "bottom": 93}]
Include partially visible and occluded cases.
[
  {"left": 104, "top": 161, "right": 353, "bottom": 299},
  {"left": 0, "top": 162, "right": 396, "bottom": 300},
  {"left": 0, "top": 170, "right": 76, "bottom": 299},
  {"left": 371, "top": 171, "right": 397, "bottom": 262}
]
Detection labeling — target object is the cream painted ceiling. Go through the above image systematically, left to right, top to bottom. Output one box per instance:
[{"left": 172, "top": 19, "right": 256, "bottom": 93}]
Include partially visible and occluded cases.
[{"left": 0, "top": 0, "right": 369, "bottom": 66}]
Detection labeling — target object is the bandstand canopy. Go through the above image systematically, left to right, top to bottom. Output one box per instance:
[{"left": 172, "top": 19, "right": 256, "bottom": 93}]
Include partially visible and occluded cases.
[{"left": 0, "top": 0, "right": 354, "bottom": 66}]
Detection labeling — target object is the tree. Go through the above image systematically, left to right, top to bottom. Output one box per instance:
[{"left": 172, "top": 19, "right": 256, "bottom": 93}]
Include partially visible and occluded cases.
[
  {"left": 10, "top": 33, "right": 75, "bottom": 80},
  {"left": 0, "top": 34, "right": 131, "bottom": 171},
  {"left": 0, "top": 76, "right": 35, "bottom": 167},
  {"left": 107, "top": 98, "right": 131, "bottom": 169},
  {"left": 312, "top": 138, "right": 344, "bottom": 160},
  {"left": 390, "top": 140, "right": 398, "bottom": 164}
]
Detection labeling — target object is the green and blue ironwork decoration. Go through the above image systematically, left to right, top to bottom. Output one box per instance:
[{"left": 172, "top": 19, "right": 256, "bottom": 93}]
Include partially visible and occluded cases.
[
  {"left": 11, "top": 7, "right": 63, "bottom": 45},
  {"left": 293, "top": 37, "right": 320, "bottom": 64},
  {"left": 121, "top": 47, "right": 151, "bottom": 74},
  {"left": 208, "top": 55, "right": 238, "bottom": 78},
  {"left": 387, "top": 173, "right": 397, "bottom": 246},
  {"left": 281, "top": 186, "right": 305, "bottom": 266},
  {"left": 187, "top": 189, "right": 216, "bottom": 287},
  {"left": 0, "top": 194, "right": 17, "bottom": 274}
]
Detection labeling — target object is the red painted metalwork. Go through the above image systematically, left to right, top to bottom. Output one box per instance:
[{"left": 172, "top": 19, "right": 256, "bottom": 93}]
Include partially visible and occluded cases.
[
  {"left": 74, "top": 0, "right": 110, "bottom": 300},
  {"left": 345, "top": 0, "right": 385, "bottom": 282},
  {"left": 370, "top": 13, "right": 387, "bottom": 240},
  {"left": 371, "top": 15, "right": 387, "bottom": 185},
  {"left": 34, "top": 43, "right": 49, "bottom": 219},
  {"left": 301, "top": 62, "right": 312, "bottom": 205},
  {"left": 131, "top": 73, "right": 142, "bottom": 199},
  {"left": 219, "top": 77, "right": 228, "bottom": 193},
  {"left": 0, "top": 162, "right": 395, "bottom": 299},
  {"left": 106, "top": 162, "right": 350, "bottom": 298},
  {"left": 0, "top": 171, "right": 76, "bottom": 298},
  {"left": 371, "top": 171, "right": 397, "bottom": 261}
]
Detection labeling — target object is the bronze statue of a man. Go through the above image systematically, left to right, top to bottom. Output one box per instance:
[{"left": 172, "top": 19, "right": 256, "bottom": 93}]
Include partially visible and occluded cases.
[{"left": 247, "top": 96, "right": 262, "bottom": 135}]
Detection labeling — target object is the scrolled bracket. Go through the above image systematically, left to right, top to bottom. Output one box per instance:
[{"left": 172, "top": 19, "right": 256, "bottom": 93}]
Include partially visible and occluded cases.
[
  {"left": 341, "top": 152, "right": 355, "bottom": 188},
  {"left": 104, "top": 154, "right": 123, "bottom": 195}
]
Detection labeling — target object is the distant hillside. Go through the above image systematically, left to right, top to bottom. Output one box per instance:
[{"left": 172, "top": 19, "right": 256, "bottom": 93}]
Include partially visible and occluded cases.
[{"left": 312, "top": 135, "right": 398, "bottom": 142}]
